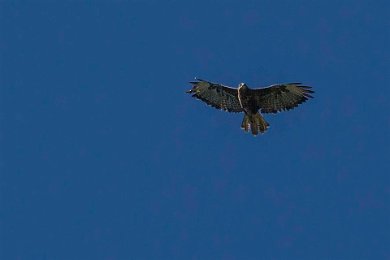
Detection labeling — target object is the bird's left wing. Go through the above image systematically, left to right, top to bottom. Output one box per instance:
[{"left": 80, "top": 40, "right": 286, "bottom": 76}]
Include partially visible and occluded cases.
[
  {"left": 186, "top": 78, "right": 243, "bottom": 112},
  {"left": 252, "top": 83, "right": 314, "bottom": 113}
]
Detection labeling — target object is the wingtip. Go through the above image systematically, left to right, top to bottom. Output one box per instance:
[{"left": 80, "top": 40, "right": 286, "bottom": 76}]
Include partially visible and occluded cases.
[
  {"left": 189, "top": 77, "right": 201, "bottom": 84},
  {"left": 189, "top": 77, "right": 210, "bottom": 85},
  {"left": 194, "top": 77, "right": 206, "bottom": 82},
  {"left": 296, "top": 84, "right": 315, "bottom": 97}
]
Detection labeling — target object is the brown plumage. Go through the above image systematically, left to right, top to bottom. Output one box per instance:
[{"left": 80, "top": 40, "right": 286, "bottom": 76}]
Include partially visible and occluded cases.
[{"left": 186, "top": 78, "right": 314, "bottom": 136}]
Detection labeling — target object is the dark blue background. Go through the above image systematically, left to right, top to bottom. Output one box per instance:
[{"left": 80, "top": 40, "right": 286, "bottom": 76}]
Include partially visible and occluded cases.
[{"left": 1, "top": 1, "right": 389, "bottom": 259}]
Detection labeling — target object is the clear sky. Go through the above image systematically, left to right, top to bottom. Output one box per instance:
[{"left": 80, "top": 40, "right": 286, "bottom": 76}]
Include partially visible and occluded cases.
[{"left": 1, "top": 1, "right": 389, "bottom": 259}]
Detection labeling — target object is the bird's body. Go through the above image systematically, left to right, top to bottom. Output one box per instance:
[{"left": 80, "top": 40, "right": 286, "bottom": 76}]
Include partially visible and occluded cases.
[
  {"left": 186, "top": 78, "right": 314, "bottom": 135},
  {"left": 237, "top": 83, "right": 270, "bottom": 135},
  {"left": 237, "top": 83, "right": 257, "bottom": 113}
]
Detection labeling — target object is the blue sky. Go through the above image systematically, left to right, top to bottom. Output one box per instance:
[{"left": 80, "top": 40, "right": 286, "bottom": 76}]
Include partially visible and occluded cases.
[{"left": 1, "top": 1, "right": 389, "bottom": 259}]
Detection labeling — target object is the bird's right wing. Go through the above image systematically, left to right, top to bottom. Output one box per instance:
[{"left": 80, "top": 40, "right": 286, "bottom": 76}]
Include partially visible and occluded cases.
[
  {"left": 186, "top": 78, "right": 243, "bottom": 112},
  {"left": 253, "top": 83, "right": 314, "bottom": 113}
]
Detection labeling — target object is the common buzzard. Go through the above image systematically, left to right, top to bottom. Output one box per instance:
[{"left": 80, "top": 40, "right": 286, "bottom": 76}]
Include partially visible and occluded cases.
[{"left": 186, "top": 78, "right": 314, "bottom": 136}]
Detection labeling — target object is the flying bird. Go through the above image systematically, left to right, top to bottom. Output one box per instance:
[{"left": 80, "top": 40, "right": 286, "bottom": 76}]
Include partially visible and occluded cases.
[{"left": 186, "top": 78, "right": 314, "bottom": 136}]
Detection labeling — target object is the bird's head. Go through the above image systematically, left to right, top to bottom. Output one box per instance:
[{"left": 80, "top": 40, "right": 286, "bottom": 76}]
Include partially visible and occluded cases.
[{"left": 238, "top": 83, "right": 248, "bottom": 90}]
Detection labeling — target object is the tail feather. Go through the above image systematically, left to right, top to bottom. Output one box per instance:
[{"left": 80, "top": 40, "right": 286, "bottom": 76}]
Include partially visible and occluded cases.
[{"left": 241, "top": 113, "right": 269, "bottom": 136}]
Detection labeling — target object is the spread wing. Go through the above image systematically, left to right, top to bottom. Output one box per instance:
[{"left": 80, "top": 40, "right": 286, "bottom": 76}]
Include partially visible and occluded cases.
[
  {"left": 186, "top": 78, "right": 243, "bottom": 112},
  {"left": 253, "top": 83, "right": 314, "bottom": 113}
]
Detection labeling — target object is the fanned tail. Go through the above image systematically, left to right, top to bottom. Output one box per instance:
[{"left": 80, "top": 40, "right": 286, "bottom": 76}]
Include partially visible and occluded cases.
[{"left": 241, "top": 113, "right": 269, "bottom": 136}]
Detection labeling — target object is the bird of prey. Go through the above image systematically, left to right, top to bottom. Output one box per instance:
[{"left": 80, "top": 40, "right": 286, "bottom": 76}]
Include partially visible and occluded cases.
[{"left": 186, "top": 78, "right": 314, "bottom": 136}]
